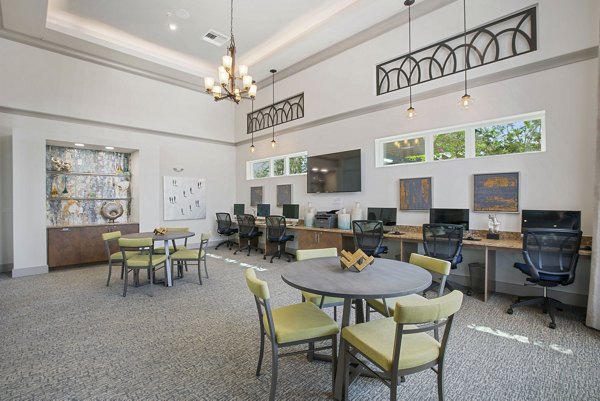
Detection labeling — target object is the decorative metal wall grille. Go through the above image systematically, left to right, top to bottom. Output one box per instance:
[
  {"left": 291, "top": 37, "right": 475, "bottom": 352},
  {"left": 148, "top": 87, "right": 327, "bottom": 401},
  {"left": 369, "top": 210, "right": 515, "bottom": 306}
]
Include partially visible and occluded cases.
[
  {"left": 376, "top": 6, "right": 537, "bottom": 96},
  {"left": 247, "top": 93, "right": 304, "bottom": 134}
]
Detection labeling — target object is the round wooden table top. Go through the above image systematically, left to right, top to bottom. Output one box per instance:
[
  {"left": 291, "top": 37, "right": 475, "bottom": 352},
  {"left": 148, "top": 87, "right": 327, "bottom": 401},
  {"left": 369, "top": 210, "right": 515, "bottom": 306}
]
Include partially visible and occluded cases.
[
  {"left": 122, "top": 231, "right": 195, "bottom": 241},
  {"left": 281, "top": 256, "right": 432, "bottom": 299}
]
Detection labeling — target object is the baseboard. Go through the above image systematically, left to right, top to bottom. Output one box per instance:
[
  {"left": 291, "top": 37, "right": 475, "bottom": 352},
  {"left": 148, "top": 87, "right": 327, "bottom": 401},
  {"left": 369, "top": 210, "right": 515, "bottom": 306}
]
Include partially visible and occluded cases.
[
  {"left": 0, "top": 263, "right": 13, "bottom": 273},
  {"left": 11, "top": 265, "right": 49, "bottom": 278}
]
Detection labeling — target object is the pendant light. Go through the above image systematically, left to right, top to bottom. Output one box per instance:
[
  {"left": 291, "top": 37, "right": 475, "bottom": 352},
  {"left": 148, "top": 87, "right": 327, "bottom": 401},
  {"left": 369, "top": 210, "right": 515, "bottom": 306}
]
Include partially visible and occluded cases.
[
  {"left": 405, "top": 0, "right": 416, "bottom": 119},
  {"left": 460, "top": 0, "right": 474, "bottom": 109},
  {"left": 270, "top": 69, "right": 277, "bottom": 148},
  {"left": 250, "top": 98, "right": 255, "bottom": 152}
]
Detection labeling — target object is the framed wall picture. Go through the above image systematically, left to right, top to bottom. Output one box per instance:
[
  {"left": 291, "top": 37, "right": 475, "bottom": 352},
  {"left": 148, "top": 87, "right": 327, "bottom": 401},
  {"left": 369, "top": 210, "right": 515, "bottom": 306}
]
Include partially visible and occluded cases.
[
  {"left": 473, "top": 172, "right": 519, "bottom": 212},
  {"left": 163, "top": 176, "right": 206, "bottom": 220},
  {"left": 399, "top": 177, "right": 432, "bottom": 210},
  {"left": 276, "top": 184, "right": 292, "bottom": 206},
  {"left": 250, "top": 186, "right": 263, "bottom": 206}
]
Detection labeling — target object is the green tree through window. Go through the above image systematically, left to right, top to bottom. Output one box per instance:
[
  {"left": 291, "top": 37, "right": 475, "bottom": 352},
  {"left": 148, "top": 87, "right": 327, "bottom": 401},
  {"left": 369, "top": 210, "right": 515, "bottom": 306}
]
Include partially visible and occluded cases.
[
  {"left": 475, "top": 119, "right": 542, "bottom": 157},
  {"left": 434, "top": 131, "right": 465, "bottom": 160},
  {"left": 289, "top": 155, "right": 307, "bottom": 174},
  {"left": 273, "top": 158, "right": 285, "bottom": 176},
  {"left": 252, "top": 161, "right": 270, "bottom": 178}
]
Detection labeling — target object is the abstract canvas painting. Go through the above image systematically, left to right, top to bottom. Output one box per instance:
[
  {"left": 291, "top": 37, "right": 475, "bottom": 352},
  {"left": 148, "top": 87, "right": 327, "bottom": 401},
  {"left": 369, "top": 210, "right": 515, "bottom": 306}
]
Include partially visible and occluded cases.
[
  {"left": 473, "top": 172, "right": 519, "bottom": 212},
  {"left": 164, "top": 176, "right": 206, "bottom": 220},
  {"left": 399, "top": 177, "right": 432, "bottom": 210},
  {"left": 277, "top": 184, "right": 292, "bottom": 206}
]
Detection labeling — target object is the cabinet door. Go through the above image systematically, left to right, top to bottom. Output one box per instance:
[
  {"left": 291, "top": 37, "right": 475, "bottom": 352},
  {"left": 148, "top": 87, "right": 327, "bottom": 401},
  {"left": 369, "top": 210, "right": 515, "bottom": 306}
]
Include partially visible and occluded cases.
[
  {"left": 79, "top": 225, "right": 110, "bottom": 264},
  {"left": 47, "top": 227, "right": 81, "bottom": 268},
  {"left": 298, "top": 230, "right": 319, "bottom": 249},
  {"left": 317, "top": 232, "right": 343, "bottom": 253}
]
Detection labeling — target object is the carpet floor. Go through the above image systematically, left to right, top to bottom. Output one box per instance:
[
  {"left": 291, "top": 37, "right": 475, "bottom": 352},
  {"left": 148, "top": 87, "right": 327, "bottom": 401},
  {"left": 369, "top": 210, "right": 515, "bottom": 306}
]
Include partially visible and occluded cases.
[{"left": 1, "top": 247, "right": 599, "bottom": 400}]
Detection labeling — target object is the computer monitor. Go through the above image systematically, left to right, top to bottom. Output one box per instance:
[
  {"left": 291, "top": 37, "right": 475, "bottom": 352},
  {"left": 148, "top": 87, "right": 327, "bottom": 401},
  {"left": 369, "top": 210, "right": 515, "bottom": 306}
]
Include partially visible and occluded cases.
[
  {"left": 233, "top": 203, "right": 245, "bottom": 216},
  {"left": 257, "top": 204, "right": 270, "bottom": 217},
  {"left": 282, "top": 204, "right": 300, "bottom": 220},
  {"left": 366, "top": 207, "right": 397, "bottom": 226},
  {"left": 429, "top": 208, "right": 469, "bottom": 231},
  {"left": 521, "top": 210, "right": 581, "bottom": 232}
]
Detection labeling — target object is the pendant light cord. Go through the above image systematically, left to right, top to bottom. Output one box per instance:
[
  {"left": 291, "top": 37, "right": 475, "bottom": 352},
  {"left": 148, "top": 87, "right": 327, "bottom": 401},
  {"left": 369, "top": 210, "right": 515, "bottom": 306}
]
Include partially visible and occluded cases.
[
  {"left": 463, "top": 0, "right": 467, "bottom": 94},
  {"left": 408, "top": 3, "right": 412, "bottom": 105},
  {"left": 272, "top": 70, "right": 275, "bottom": 141}
]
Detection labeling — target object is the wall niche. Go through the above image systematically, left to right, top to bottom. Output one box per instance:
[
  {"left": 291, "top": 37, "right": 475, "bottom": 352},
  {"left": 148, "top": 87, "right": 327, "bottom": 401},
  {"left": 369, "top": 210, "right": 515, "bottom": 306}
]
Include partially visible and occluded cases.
[{"left": 46, "top": 145, "right": 132, "bottom": 226}]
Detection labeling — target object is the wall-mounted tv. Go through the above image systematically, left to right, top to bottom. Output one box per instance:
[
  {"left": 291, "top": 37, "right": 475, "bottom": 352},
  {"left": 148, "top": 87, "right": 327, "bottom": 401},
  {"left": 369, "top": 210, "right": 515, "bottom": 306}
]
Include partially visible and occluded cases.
[
  {"left": 307, "top": 149, "right": 361, "bottom": 193},
  {"left": 429, "top": 208, "right": 470, "bottom": 231},
  {"left": 521, "top": 210, "right": 581, "bottom": 232}
]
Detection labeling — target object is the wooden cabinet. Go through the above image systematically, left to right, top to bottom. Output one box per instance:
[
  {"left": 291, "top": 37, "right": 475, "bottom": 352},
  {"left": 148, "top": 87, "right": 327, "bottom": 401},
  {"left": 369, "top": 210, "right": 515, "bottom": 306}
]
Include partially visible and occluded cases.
[
  {"left": 47, "top": 223, "right": 139, "bottom": 268},
  {"left": 297, "top": 230, "right": 343, "bottom": 253}
]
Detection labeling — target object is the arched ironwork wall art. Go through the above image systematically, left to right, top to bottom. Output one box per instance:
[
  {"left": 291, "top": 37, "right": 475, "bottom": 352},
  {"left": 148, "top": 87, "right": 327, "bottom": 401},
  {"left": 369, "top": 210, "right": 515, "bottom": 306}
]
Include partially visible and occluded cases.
[
  {"left": 376, "top": 6, "right": 537, "bottom": 96},
  {"left": 247, "top": 93, "right": 304, "bottom": 134}
]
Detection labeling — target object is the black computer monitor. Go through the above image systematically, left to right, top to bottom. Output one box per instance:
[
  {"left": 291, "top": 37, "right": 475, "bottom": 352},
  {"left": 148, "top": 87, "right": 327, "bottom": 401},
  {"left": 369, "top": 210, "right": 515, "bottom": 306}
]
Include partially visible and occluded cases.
[
  {"left": 233, "top": 203, "right": 245, "bottom": 216},
  {"left": 257, "top": 204, "right": 270, "bottom": 217},
  {"left": 282, "top": 204, "right": 300, "bottom": 219},
  {"left": 367, "top": 207, "right": 397, "bottom": 226},
  {"left": 429, "top": 208, "right": 469, "bottom": 231},
  {"left": 521, "top": 210, "right": 581, "bottom": 232}
]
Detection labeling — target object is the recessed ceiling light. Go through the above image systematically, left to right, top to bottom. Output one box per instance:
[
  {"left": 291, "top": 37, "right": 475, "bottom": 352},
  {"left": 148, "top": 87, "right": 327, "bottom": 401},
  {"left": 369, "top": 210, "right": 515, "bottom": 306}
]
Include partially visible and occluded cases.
[
  {"left": 169, "top": 22, "right": 178, "bottom": 31},
  {"left": 74, "top": 143, "right": 85, "bottom": 147},
  {"left": 105, "top": 146, "right": 115, "bottom": 150}
]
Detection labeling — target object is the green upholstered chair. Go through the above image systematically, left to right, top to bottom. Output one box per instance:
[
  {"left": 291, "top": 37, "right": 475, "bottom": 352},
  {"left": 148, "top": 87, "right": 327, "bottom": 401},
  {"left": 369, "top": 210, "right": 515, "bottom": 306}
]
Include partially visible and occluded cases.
[
  {"left": 153, "top": 227, "right": 189, "bottom": 254},
  {"left": 101, "top": 230, "right": 136, "bottom": 287},
  {"left": 170, "top": 233, "right": 210, "bottom": 285},
  {"left": 118, "top": 237, "right": 167, "bottom": 297},
  {"left": 296, "top": 248, "right": 344, "bottom": 321},
  {"left": 366, "top": 253, "right": 451, "bottom": 320},
  {"left": 244, "top": 268, "right": 339, "bottom": 401},
  {"left": 341, "top": 290, "right": 463, "bottom": 401}
]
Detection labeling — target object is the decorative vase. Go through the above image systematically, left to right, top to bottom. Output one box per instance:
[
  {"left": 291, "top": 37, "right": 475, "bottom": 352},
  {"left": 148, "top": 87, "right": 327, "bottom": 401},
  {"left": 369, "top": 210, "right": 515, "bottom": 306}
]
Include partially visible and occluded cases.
[
  {"left": 351, "top": 202, "right": 363, "bottom": 222},
  {"left": 305, "top": 212, "right": 315, "bottom": 227},
  {"left": 338, "top": 213, "right": 351, "bottom": 230}
]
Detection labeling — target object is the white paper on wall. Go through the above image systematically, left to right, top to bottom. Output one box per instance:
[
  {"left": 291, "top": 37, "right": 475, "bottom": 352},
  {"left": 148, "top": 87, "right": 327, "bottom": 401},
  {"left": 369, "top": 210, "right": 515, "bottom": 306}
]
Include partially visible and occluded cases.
[{"left": 163, "top": 176, "right": 206, "bottom": 220}]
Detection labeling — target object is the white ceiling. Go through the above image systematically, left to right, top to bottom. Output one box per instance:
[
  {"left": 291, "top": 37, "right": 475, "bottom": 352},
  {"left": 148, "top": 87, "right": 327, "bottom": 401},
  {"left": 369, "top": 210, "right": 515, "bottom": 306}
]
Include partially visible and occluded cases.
[{"left": 0, "top": 0, "right": 443, "bottom": 86}]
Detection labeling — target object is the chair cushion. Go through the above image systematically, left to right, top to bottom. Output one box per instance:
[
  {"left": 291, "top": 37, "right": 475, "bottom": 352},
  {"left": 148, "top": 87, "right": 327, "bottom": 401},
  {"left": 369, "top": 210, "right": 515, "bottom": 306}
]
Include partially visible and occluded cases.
[
  {"left": 219, "top": 228, "right": 238, "bottom": 236},
  {"left": 270, "top": 234, "right": 294, "bottom": 243},
  {"left": 153, "top": 246, "right": 179, "bottom": 254},
  {"left": 171, "top": 249, "right": 204, "bottom": 261},
  {"left": 109, "top": 250, "right": 137, "bottom": 261},
  {"left": 127, "top": 254, "right": 167, "bottom": 267},
  {"left": 513, "top": 262, "right": 567, "bottom": 282},
  {"left": 302, "top": 291, "right": 344, "bottom": 307},
  {"left": 367, "top": 294, "right": 426, "bottom": 316},
  {"left": 263, "top": 302, "right": 339, "bottom": 344},
  {"left": 342, "top": 317, "right": 440, "bottom": 371}
]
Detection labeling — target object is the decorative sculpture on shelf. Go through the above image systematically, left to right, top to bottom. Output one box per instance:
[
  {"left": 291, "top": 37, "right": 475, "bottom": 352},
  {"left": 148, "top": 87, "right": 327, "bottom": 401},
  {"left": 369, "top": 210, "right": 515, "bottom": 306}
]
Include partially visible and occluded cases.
[
  {"left": 51, "top": 156, "right": 72, "bottom": 172},
  {"left": 101, "top": 201, "right": 124, "bottom": 223},
  {"left": 487, "top": 214, "right": 501, "bottom": 240},
  {"left": 340, "top": 249, "right": 375, "bottom": 272}
]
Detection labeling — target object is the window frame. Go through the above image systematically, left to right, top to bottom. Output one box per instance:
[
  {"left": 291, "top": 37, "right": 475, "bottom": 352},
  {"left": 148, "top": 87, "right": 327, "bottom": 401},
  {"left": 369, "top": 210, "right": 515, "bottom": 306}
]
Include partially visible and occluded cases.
[
  {"left": 375, "top": 111, "right": 546, "bottom": 168},
  {"left": 247, "top": 151, "right": 308, "bottom": 180}
]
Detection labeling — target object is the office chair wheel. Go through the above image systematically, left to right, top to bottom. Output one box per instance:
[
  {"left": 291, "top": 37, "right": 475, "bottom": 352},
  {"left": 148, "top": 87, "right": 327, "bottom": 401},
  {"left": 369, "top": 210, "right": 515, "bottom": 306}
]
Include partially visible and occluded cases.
[
  {"left": 466, "top": 290, "right": 472, "bottom": 296},
  {"left": 507, "top": 308, "right": 514, "bottom": 315},
  {"left": 548, "top": 322, "right": 556, "bottom": 329}
]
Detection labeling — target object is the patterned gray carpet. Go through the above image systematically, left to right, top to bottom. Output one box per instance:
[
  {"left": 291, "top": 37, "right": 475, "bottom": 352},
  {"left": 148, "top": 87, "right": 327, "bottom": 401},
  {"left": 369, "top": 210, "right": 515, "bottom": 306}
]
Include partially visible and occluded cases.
[{"left": 1, "top": 248, "right": 599, "bottom": 401}]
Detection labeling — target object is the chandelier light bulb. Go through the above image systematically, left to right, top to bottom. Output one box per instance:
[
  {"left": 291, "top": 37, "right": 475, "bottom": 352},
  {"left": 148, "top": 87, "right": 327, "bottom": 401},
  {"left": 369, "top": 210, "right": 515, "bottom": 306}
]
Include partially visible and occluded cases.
[
  {"left": 222, "top": 55, "right": 233, "bottom": 71},
  {"left": 238, "top": 65, "right": 248, "bottom": 77},
  {"left": 218, "top": 70, "right": 229, "bottom": 85},
  {"left": 242, "top": 75, "right": 252, "bottom": 90},
  {"left": 204, "top": 77, "right": 214, "bottom": 91},
  {"left": 249, "top": 84, "right": 257, "bottom": 98},
  {"left": 212, "top": 86, "right": 222, "bottom": 99},
  {"left": 460, "top": 94, "right": 473, "bottom": 109},
  {"left": 406, "top": 106, "right": 416, "bottom": 119},
  {"left": 271, "top": 139, "right": 276, "bottom": 148},
  {"left": 250, "top": 144, "right": 255, "bottom": 152}
]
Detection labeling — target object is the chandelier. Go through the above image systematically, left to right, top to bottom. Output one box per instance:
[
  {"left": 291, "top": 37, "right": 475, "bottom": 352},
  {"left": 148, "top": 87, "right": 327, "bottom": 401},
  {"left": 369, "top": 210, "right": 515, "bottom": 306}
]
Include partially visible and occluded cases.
[{"left": 203, "top": 0, "right": 257, "bottom": 103}]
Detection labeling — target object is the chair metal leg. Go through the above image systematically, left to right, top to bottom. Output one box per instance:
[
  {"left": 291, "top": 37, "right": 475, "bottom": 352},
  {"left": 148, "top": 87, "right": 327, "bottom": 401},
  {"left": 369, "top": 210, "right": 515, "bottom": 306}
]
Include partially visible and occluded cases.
[
  {"left": 106, "top": 259, "right": 113, "bottom": 286},
  {"left": 204, "top": 259, "right": 209, "bottom": 278},
  {"left": 197, "top": 262, "right": 203, "bottom": 285},
  {"left": 123, "top": 268, "right": 129, "bottom": 297},
  {"left": 149, "top": 268, "right": 153, "bottom": 297},
  {"left": 365, "top": 304, "right": 371, "bottom": 322},
  {"left": 333, "top": 306, "right": 337, "bottom": 322},
  {"left": 256, "top": 330, "right": 265, "bottom": 376},
  {"left": 331, "top": 335, "right": 338, "bottom": 392},
  {"left": 342, "top": 341, "right": 350, "bottom": 400},
  {"left": 270, "top": 343, "right": 279, "bottom": 401},
  {"left": 437, "top": 361, "right": 445, "bottom": 401},
  {"left": 390, "top": 369, "right": 398, "bottom": 401}
]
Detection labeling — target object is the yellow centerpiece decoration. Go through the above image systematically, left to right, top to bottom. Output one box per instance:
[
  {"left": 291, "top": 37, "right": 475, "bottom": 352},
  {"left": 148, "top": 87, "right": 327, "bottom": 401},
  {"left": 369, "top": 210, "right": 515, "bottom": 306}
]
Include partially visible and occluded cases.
[{"left": 340, "top": 249, "right": 374, "bottom": 272}]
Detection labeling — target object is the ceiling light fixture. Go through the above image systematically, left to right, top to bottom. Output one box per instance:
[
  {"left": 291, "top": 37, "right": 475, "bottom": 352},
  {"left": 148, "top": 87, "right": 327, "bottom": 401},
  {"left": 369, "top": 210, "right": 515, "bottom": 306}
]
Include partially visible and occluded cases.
[
  {"left": 204, "top": 0, "right": 257, "bottom": 103},
  {"left": 405, "top": 0, "right": 416, "bottom": 119},
  {"left": 460, "top": 0, "right": 474, "bottom": 109},
  {"left": 166, "top": 12, "right": 177, "bottom": 31},
  {"left": 270, "top": 69, "right": 277, "bottom": 149},
  {"left": 250, "top": 99, "right": 255, "bottom": 152},
  {"left": 74, "top": 143, "right": 85, "bottom": 147},
  {"left": 105, "top": 146, "right": 114, "bottom": 150}
]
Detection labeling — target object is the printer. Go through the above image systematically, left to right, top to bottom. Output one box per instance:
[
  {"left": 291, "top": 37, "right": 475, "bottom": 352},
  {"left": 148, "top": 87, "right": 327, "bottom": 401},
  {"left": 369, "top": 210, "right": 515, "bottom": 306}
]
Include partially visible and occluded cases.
[{"left": 314, "top": 212, "right": 338, "bottom": 229}]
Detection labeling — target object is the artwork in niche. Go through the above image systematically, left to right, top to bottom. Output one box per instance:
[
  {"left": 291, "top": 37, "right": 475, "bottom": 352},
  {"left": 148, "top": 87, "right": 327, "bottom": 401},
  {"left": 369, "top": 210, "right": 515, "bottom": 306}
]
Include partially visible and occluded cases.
[
  {"left": 45, "top": 145, "right": 131, "bottom": 226},
  {"left": 473, "top": 172, "right": 519, "bottom": 212},
  {"left": 163, "top": 176, "right": 206, "bottom": 221},
  {"left": 399, "top": 177, "right": 432, "bottom": 210},
  {"left": 276, "top": 184, "right": 292, "bottom": 207},
  {"left": 250, "top": 186, "right": 263, "bottom": 207}
]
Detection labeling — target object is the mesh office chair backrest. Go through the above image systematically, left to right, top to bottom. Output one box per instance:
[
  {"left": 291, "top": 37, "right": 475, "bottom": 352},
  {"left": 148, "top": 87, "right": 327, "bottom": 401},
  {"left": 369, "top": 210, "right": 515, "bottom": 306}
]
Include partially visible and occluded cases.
[
  {"left": 216, "top": 213, "right": 233, "bottom": 234},
  {"left": 237, "top": 214, "right": 257, "bottom": 236},
  {"left": 266, "top": 215, "right": 287, "bottom": 241},
  {"left": 353, "top": 220, "right": 384, "bottom": 254},
  {"left": 422, "top": 223, "right": 463, "bottom": 266},
  {"left": 522, "top": 229, "right": 582, "bottom": 284}
]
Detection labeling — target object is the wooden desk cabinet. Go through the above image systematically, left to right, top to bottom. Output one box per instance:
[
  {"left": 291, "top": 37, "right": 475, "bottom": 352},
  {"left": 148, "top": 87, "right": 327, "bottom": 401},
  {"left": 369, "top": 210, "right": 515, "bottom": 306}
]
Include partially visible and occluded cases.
[
  {"left": 47, "top": 223, "right": 139, "bottom": 268},
  {"left": 297, "top": 230, "right": 343, "bottom": 253}
]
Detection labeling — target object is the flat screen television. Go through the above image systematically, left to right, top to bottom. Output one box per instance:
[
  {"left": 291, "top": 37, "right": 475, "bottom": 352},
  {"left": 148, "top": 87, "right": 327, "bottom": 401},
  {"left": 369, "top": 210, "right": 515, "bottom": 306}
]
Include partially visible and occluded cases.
[
  {"left": 307, "top": 149, "right": 361, "bottom": 193},
  {"left": 233, "top": 203, "right": 245, "bottom": 216},
  {"left": 257, "top": 204, "right": 270, "bottom": 217},
  {"left": 282, "top": 204, "right": 300, "bottom": 220},
  {"left": 367, "top": 207, "right": 397, "bottom": 226},
  {"left": 429, "top": 208, "right": 469, "bottom": 231},
  {"left": 521, "top": 210, "right": 581, "bottom": 232}
]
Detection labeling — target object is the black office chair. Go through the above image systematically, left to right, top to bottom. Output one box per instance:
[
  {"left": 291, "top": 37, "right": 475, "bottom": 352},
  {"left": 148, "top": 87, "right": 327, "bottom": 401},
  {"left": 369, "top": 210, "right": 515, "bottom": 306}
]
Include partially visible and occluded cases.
[
  {"left": 215, "top": 212, "right": 238, "bottom": 250},
  {"left": 234, "top": 214, "right": 263, "bottom": 256},
  {"left": 264, "top": 216, "right": 295, "bottom": 263},
  {"left": 352, "top": 220, "right": 388, "bottom": 257},
  {"left": 422, "top": 223, "right": 464, "bottom": 293},
  {"left": 507, "top": 229, "right": 582, "bottom": 329}
]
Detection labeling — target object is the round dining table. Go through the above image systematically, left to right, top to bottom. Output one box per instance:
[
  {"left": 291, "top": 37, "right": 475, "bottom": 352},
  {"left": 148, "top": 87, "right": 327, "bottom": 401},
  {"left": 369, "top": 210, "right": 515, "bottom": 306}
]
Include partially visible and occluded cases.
[
  {"left": 122, "top": 231, "right": 195, "bottom": 287},
  {"left": 281, "top": 256, "right": 432, "bottom": 400}
]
